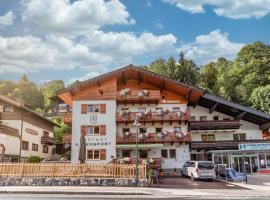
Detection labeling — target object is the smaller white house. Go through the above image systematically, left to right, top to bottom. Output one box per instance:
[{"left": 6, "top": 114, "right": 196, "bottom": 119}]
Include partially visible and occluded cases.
[{"left": 0, "top": 95, "right": 56, "bottom": 162}]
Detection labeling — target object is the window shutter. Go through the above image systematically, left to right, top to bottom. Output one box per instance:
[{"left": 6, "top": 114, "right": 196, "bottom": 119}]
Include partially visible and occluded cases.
[
  {"left": 81, "top": 104, "right": 87, "bottom": 114},
  {"left": 100, "top": 104, "right": 106, "bottom": 114},
  {"left": 81, "top": 125, "right": 87, "bottom": 136},
  {"left": 100, "top": 125, "right": 106, "bottom": 136},
  {"left": 100, "top": 149, "right": 106, "bottom": 160}
]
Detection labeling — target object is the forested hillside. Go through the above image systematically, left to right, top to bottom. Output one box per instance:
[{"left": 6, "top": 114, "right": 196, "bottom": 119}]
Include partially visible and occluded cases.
[{"left": 0, "top": 41, "right": 269, "bottom": 114}]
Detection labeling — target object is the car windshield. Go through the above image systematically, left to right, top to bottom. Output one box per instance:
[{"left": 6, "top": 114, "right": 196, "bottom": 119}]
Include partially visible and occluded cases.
[{"left": 198, "top": 162, "right": 214, "bottom": 169}]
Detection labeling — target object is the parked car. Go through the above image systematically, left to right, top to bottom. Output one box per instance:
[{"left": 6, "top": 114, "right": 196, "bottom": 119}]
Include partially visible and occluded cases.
[{"left": 181, "top": 161, "right": 215, "bottom": 181}]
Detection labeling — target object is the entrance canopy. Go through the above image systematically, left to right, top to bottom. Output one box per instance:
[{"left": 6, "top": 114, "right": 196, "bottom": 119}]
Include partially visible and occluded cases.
[{"left": 116, "top": 143, "right": 163, "bottom": 149}]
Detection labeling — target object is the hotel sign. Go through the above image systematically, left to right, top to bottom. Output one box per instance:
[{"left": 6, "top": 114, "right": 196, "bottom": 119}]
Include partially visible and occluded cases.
[{"left": 239, "top": 143, "right": 270, "bottom": 151}]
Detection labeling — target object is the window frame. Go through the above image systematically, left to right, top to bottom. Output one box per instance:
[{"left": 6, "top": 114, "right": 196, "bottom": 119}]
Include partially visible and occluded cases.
[
  {"left": 87, "top": 104, "right": 100, "bottom": 113},
  {"left": 3, "top": 106, "right": 13, "bottom": 112},
  {"left": 200, "top": 116, "right": 207, "bottom": 121},
  {"left": 87, "top": 125, "right": 100, "bottom": 135},
  {"left": 201, "top": 134, "right": 215, "bottom": 141},
  {"left": 22, "top": 141, "right": 29, "bottom": 151},
  {"left": 32, "top": 143, "right": 39, "bottom": 152},
  {"left": 43, "top": 145, "right": 49, "bottom": 153},
  {"left": 87, "top": 149, "right": 100, "bottom": 160},
  {"left": 161, "top": 149, "right": 168, "bottom": 159},
  {"left": 169, "top": 149, "right": 176, "bottom": 159}
]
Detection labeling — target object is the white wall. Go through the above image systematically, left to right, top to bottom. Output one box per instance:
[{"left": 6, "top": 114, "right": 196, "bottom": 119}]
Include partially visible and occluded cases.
[
  {"left": 72, "top": 100, "right": 116, "bottom": 164},
  {"left": 189, "top": 106, "right": 263, "bottom": 141},
  {"left": 1, "top": 120, "right": 54, "bottom": 159},
  {"left": 116, "top": 143, "right": 190, "bottom": 169}
]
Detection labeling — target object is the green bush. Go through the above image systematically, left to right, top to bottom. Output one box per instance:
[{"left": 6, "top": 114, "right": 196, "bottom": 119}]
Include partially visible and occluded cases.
[{"left": 27, "top": 156, "right": 41, "bottom": 163}]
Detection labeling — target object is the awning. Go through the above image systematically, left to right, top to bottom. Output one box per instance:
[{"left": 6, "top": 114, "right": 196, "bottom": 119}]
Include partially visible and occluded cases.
[{"left": 116, "top": 143, "right": 163, "bottom": 149}]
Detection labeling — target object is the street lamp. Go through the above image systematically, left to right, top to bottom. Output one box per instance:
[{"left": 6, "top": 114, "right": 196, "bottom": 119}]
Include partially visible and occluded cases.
[{"left": 133, "top": 115, "right": 140, "bottom": 185}]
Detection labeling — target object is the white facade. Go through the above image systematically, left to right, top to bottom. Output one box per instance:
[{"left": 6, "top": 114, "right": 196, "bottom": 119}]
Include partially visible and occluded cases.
[
  {"left": 72, "top": 100, "right": 116, "bottom": 164},
  {"left": 189, "top": 106, "right": 263, "bottom": 141},
  {"left": 1, "top": 120, "right": 54, "bottom": 160}
]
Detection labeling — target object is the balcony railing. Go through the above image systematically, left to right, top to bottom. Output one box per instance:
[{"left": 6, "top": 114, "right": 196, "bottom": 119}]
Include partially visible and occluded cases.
[
  {"left": 117, "top": 89, "right": 161, "bottom": 103},
  {"left": 116, "top": 111, "right": 190, "bottom": 123},
  {"left": 63, "top": 113, "right": 72, "bottom": 124},
  {"left": 189, "top": 120, "right": 241, "bottom": 130},
  {"left": 116, "top": 132, "right": 191, "bottom": 144},
  {"left": 41, "top": 136, "right": 55, "bottom": 145},
  {"left": 190, "top": 140, "right": 270, "bottom": 150}
]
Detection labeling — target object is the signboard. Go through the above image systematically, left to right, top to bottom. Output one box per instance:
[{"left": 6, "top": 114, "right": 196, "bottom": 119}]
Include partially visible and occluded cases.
[
  {"left": 85, "top": 136, "right": 112, "bottom": 147},
  {"left": 239, "top": 143, "right": 270, "bottom": 151}
]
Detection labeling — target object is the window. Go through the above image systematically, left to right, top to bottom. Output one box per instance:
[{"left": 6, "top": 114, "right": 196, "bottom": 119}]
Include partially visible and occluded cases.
[
  {"left": 87, "top": 104, "right": 99, "bottom": 113},
  {"left": 3, "top": 106, "right": 13, "bottom": 112},
  {"left": 138, "top": 107, "right": 146, "bottom": 113},
  {"left": 172, "top": 107, "right": 180, "bottom": 112},
  {"left": 190, "top": 116, "right": 196, "bottom": 121},
  {"left": 200, "top": 116, "right": 207, "bottom": 121},
  {"left": 213, "top": 116, "right": 219, "bottom": 120},
  {"left": 87, "top": 126, "right": 100, "bottom": 135},
  {"left": 156, "top": 127, "right": 163, "bottom": 133},
  {"left": 173, "top": 127, "right": 181, "bottom": 133},
  {"left": 122, "top": 128, "right": 130, "bottom": 133},
  {"left": 139, "top": 128, "right": 147, "bottom": 134},
  {"left": 43, "top": 130, "right": 49, "bottom": 137},
  {"left": 233, "top": 133, "right": 246, "bottom": 141},
  {"left": 201, "top": 134, "right": 215, "bottom": 141},
  {"left": 22, "top": 141, "right": 29, "bottom": 150},
  {"left": 32, "top": 143, "right": 38, "bottom": 151},
  {"left": 43, "top": 145, "right": 49, "bottom": 153},
  {"left": 161, "top": 149, "right": 168, "bottom": 158},
  {"left": 169, "top": 149, "right": 176, "bottom": 159},
  {"left": 87, "top": 150, "right": 100, "bottom": 160},
  {"left": 122, "top": 150, "right": 131, "bottom": 157},
  {"left": 139, "top": 150, "right": 148, "bottom": 158}
]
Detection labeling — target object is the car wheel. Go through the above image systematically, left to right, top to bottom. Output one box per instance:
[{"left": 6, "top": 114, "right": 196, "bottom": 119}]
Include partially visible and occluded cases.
[
  {"left": 181, "top": 170, "right": 184, "bottom": 177},
  {"left": 191, "top": 174, "right": 195, "bottom": 181}
]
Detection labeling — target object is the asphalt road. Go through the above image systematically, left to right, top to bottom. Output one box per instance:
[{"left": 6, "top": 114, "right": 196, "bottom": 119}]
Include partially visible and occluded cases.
[{"left": 0, "top": 194, "right": 269, "bottom": 200}]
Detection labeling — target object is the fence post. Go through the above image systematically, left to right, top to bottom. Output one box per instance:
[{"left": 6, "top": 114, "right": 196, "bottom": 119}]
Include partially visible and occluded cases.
[
  {"left": 21, "top": 163, "right": 25, "bottom": 178},
  {"left": 52, "top": 163, "right": 56, "bottom": 178}
]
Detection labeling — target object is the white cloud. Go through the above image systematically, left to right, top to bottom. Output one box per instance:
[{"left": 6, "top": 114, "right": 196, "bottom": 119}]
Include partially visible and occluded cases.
[
  {"left": 21, "top": 0, "right": 135, "bottom": 35},
  {"left": 162, "top": 0, "right": 270, "bottom": 19},
  {"left": 0, "top": 11, "right": 15, "bottom": 27},
  {"left": 180, "top": 30, "right": 245, "bottom": 65},
  {"left": 0, "top": 31, "right": 177, "bottom": 74},
  {"left": 68, "top": 72, "right": 101, "bottom": 84}
]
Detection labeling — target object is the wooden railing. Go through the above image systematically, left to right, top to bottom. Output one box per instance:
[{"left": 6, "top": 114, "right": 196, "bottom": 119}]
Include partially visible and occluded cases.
[
  {"left": 117, "top": 90, "right": 161, "bottom": 103},
  {"left": 116, "top": 111, "right": 190, "bottom": 123},
  {"left": 189, "top": 120, "right": 241, "bottom": 130},
  {"left": 117, "top": 132, "right": 191, "bottom": 144},
  {"left": 41, "top": 136, "right": 55, "bottom": 145},
  {"left": 0, "top": 163, "right": 147, "bottom": 179}
]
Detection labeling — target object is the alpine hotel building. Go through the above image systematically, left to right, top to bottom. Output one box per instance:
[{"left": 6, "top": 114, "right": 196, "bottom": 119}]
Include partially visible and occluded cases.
[{"left": 56, "top": 65, "right": 270, "bottom": 174}]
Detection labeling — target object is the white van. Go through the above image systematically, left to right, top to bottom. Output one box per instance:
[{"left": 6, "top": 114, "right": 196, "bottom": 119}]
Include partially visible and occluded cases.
[{"left": 181, "top": 161, "right": 215, "bottom": 181}]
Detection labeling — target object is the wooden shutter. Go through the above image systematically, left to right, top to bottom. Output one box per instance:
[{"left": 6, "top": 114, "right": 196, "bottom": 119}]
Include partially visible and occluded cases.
[
  {"left": 81, "top": 104, "right": 87, "bottom": 114},
  {"left": 100, "top": 104, "right": 106, "bottom": 114},
  {"left": 81, "top": 125, "right": 87, "bottom": 136},
  {"left": 100, "top": 125, "right": 106, "bottom": 136},
  {"left": 100, "top": 149, "right": 106, "bottom": 160}
]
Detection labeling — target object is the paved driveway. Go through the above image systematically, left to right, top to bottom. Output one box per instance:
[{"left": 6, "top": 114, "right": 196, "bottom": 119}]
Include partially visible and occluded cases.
[{"left": 150, "top": 176, "right": 247, "bottom": 189}]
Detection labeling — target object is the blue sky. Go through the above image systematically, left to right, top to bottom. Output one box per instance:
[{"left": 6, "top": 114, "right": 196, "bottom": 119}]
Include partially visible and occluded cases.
[{"left": 0, "top": 0, "right": 269, "bottom": 84}]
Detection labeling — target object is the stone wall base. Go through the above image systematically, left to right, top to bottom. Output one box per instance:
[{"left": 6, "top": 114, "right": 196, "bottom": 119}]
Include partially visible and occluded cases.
[{"left": 0, "top": 177, "right": 147, "bottom": 187}]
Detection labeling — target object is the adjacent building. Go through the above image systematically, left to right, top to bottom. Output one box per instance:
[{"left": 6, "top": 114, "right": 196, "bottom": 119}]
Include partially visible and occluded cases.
[
  {"left": 56, "top": 65, "right": 270, "bottom": 173},
  {"left": 0, "top": 95, "right": 56, "bottom": 162}
]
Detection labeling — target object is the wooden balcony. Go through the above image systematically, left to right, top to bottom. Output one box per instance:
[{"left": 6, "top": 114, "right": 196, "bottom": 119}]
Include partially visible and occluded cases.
[
  {"left": 117, "top": 90, "right": 161, "bottom": 104},
  {"left": 116, "top": 111, "right": 190, "bottom": 123},
  {"left": 63, "top": 113, "right": 72, "bottom": 124},
  {"left": 189, "top": 120, "right": 240, "bottom": 130},
  {"left": 116, "top": 132, "right": 191, "bottom": 144},
  {"left": 41, "top": 136, "right": 55, "bottom": 145},
  {"left": 190, "top": 140, "right": 270, "bottom": 150}
]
